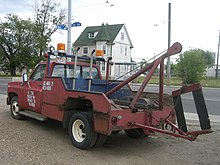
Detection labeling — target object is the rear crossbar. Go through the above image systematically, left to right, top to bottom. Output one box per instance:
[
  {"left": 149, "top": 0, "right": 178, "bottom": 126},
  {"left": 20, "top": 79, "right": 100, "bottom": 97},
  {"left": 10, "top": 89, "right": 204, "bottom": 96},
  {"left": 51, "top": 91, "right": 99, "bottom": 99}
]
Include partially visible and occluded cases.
[
  {"left": 129, "top": 84, "right": 212, "bottom": 141},
  {"left": 130, "top": 119, "right": 212, "bottom": 141}
]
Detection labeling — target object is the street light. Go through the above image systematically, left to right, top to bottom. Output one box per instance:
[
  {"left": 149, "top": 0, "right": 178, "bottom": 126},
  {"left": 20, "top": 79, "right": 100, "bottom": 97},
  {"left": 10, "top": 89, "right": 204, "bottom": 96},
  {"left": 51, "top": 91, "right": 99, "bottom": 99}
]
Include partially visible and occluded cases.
[
  {"left": 67, "top": 0, "right": 72, "bottom": 58},
  {"left": 216, "top": 30, "right": 220, "bottom": 78}
]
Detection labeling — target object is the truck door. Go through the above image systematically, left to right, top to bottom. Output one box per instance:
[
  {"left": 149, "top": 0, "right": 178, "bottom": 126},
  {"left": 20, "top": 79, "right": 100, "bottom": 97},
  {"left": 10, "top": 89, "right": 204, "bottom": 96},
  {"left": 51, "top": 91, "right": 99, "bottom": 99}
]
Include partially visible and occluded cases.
[{"left": 23, "top": 64, "right": 46, "bottom": 113}]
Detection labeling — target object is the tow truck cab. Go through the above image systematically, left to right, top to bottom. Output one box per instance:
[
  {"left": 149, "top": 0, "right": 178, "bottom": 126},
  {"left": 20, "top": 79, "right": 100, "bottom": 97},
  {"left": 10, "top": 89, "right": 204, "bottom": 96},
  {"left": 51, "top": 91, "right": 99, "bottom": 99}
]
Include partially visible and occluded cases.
[{"left": 8, "top": 60, "right": 102, "bottom": 108}]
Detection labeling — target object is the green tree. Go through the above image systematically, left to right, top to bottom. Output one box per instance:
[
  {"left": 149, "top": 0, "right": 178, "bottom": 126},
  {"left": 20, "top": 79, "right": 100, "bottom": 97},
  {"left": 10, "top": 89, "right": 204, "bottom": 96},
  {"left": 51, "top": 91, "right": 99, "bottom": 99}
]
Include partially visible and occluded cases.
[
  {"left": 0, "top": 0, "right": 66, "bottom": 75},
  {"left": 33, "top": 0, "right": 66, "bottom": 56},
  {"left": 0, "top": 14, "right": 40, "bottom": 75},
  {"left": 175, "top": 49, "right": 208, "bottom": 84},
  {"left": 201, "top": 50, "right": 215, "bottom": 68},
  {"left": 139, "top": 58, "right": 148, "bottom": 69}
]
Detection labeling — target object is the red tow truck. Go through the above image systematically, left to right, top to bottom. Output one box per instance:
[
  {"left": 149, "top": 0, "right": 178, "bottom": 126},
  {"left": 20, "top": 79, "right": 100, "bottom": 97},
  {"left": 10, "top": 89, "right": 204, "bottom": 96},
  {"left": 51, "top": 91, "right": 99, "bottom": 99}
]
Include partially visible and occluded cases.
[{"left": 7, "top": 42, "right": 212, "bottom": 149}]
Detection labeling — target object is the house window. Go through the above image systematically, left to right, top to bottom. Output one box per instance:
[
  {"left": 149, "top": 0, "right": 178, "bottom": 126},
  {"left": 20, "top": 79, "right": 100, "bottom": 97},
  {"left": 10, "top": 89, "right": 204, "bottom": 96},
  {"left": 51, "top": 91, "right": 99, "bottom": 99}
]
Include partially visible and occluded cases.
[
  {"left": 88, "top": 32, "right": 95, "bottom": 38},
  {"left": 121, "top": 32, "right": 124, "bottom": 40},
  {"left": 83, "top": 47, "right": 88, "bottom": 54},
  {"left": 125, "top": 47, "right": 127, "bottom": 56}
]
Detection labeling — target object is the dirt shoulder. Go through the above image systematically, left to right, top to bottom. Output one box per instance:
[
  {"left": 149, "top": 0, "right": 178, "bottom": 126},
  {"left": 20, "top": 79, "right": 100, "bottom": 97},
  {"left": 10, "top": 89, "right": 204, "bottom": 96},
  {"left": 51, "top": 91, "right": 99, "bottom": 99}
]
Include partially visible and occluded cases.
[{"left": 0, "top": 94, "right": 219, "bottom": 165}]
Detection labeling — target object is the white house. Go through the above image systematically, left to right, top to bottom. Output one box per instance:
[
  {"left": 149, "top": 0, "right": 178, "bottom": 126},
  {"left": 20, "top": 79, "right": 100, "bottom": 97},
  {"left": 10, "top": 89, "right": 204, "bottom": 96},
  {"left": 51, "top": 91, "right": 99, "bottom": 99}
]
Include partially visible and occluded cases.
[{"left": 73, "top": 23, "right": 136, "bottom": 79}]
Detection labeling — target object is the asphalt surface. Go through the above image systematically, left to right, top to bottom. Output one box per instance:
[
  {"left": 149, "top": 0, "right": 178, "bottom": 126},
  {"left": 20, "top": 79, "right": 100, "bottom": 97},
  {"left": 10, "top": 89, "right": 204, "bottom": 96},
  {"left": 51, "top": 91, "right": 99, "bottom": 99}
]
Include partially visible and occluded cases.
[
  {"left": 0, "top": 77, "right": 10, "bottom": 95},
  {"left": 130, "top": 84, "right": 220, "bottom": 116}
]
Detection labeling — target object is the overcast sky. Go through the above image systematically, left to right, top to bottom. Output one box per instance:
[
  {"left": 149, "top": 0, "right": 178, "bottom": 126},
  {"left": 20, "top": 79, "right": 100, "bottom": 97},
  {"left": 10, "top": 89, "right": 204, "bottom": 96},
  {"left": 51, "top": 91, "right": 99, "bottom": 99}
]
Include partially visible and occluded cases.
[{"left": 1, "top": 0, "right": 220, "bottom": 63}]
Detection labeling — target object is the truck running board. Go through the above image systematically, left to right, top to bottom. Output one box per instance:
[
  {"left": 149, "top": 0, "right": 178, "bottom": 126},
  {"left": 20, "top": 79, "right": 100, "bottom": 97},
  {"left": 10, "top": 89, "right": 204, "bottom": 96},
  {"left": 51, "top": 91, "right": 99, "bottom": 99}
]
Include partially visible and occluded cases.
[
  {"left": 172, "top": 84, "right": 211, "bottom": 132},
  {"left": 19, "top": 110, "right": 48, "bottom": 121}
]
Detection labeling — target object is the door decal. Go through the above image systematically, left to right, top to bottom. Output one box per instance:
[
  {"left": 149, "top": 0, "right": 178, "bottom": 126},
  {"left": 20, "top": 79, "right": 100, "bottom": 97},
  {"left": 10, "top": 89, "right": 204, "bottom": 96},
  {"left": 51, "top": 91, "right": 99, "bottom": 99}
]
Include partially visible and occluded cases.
[
  {"left": 42, "top": 81, "right": 54, "bottom": 91},
  {"left": 27, "top": 91, "right": 36, "bottom": 107}
]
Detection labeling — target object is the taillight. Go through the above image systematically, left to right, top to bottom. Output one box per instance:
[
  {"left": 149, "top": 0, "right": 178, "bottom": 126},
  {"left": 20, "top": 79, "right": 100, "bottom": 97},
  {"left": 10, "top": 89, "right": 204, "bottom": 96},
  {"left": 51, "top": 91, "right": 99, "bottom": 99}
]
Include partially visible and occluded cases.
[{"left": 111, "top": 116, "right": 118, "bottom": 125}]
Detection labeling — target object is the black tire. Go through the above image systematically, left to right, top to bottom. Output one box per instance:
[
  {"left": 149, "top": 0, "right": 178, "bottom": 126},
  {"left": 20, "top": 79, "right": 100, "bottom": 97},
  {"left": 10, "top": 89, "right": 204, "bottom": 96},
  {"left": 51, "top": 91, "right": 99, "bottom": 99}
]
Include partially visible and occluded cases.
[
  {"left": 10, "top": 96, "right": 23, "bottom": 120},
  {"left": 68, "top": 112, "right": 97, "bottom": 149},
  {"left": 125, "top": 128, "right": 145, "bottom": 139},
  {"left": 112, "top": 131, "right": 120, "bottom": 135},
  {"left": 94, "top": 133, "right": 108, "bottom": 147}
]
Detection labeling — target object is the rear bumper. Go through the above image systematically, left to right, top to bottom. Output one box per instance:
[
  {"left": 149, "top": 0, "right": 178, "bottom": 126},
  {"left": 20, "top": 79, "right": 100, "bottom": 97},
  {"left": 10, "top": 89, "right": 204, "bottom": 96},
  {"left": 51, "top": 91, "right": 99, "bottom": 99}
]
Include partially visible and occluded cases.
[{"left": 94, "top": 107, "right": 176, "bottom": 135}]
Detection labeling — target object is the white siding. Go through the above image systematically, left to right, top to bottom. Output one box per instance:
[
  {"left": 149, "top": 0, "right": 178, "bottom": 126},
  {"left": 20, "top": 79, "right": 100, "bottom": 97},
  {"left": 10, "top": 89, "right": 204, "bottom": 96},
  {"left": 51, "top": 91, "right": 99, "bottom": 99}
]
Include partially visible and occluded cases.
[
  {"left": 112, "top": 25, "right": 131, "bottom": 63},
  {"left": 112, "top": 44, "right": 131, "bottom": 63},
  {"left": 77, "top": 45, "right": 96, "bottom": 56}
]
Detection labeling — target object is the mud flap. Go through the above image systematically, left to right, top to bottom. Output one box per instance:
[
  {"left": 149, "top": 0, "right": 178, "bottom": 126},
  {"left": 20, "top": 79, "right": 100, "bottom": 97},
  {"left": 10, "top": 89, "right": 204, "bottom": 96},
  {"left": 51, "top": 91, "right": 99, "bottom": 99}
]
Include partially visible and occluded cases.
[
  {"left": 172, "top": 84, "right": 211, "bottom": 133},
  {"left": 192, "top": 89, "right": 211, "bottom": 130},
  {"left": 173, "top": 95, "right": 187, "bottom": 132}
]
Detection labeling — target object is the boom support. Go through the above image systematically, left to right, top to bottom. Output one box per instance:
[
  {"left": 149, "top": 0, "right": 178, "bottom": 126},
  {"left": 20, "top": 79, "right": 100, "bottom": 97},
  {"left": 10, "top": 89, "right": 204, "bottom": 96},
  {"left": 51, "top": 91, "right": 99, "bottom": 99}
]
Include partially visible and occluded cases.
[{"left": 106, "top": 42, "right": 182, "bottom": 111}]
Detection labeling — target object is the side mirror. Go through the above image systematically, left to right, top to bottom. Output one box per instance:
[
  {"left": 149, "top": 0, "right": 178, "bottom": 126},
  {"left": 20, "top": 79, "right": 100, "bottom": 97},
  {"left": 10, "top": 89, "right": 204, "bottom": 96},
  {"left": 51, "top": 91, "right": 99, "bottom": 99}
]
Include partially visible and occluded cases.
[{"left": 22, "top": 73, "right": 28, "bottom": 83}]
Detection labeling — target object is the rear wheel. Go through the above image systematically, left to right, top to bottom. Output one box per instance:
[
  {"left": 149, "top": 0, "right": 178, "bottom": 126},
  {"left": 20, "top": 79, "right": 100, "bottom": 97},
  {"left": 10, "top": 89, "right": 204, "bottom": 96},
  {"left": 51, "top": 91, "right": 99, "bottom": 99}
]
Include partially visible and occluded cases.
[
  {"left": 10, "top": 96, "right": 23, "bottom": 120},
  {"left": 68, "top": 112, "right": 97, "bottom": 149},
  {"left": 125, "top": 128, "right": 145, "bottom": 139}
]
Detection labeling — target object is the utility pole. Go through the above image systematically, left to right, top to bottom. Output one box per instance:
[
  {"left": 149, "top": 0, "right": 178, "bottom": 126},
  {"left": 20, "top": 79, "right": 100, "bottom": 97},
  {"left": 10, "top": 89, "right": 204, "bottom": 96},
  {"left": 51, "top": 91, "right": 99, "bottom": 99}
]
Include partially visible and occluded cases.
[
  {"left": 67, "top": 0, "right": 72, "bottom": 58},
  {"left": 167, "top": 3, "right": 171, "bottom": 85},
  {"left": 216, "top": 30, "right": 220, "bottom": 78}
]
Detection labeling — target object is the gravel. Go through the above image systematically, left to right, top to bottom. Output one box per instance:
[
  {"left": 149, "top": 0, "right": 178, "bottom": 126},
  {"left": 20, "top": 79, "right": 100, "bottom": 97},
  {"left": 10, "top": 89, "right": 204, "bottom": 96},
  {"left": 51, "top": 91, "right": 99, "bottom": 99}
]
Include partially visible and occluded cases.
[{"left": 0, "top": 94, "right": 219, "bottom": 165}]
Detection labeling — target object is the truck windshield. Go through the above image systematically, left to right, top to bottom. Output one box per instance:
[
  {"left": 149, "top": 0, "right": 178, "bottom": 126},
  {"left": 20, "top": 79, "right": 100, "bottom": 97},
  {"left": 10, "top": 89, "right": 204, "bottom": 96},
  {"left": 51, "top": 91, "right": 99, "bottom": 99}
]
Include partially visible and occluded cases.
[{"left": 51, "top": 64, "right": 100, "bottom": 79}]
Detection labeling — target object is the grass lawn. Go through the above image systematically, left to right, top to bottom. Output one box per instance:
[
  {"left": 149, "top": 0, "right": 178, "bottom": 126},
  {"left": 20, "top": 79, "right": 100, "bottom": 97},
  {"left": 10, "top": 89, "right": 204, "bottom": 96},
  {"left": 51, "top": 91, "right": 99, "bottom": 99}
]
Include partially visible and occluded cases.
[{"left": 137, "top": 76, "right": 220, "bottom": 88}]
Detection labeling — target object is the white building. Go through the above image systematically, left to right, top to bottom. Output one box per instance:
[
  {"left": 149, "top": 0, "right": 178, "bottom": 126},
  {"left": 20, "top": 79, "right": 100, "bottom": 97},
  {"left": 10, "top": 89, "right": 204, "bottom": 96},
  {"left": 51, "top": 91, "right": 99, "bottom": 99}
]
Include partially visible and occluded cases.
[
  {"left": 73, "top": 23, "right": 136, "bottom": 79},
  {"left": 206, "top": 65, "right": 220, "bottom": 77}
]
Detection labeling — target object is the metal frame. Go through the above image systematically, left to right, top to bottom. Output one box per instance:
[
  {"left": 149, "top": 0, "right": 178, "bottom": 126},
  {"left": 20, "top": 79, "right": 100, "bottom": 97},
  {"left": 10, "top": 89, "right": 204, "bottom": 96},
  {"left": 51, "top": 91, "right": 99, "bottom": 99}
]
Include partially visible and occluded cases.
[
  {"left": 105, "top": 42, "right": 212, "bottom": 141},
  {"left": 106, "top": 42, "right": 182, "bottom": 110},
  {"left": 130, "top": 118, "right": 212, "bottom": 141}
]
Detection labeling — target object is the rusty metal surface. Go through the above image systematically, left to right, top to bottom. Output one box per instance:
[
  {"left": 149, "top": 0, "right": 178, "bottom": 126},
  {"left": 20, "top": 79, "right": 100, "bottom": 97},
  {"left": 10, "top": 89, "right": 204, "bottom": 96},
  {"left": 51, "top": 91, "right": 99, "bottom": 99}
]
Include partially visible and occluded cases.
[{"left": 172, "top": 83, "right": 202, "bottom": 96}]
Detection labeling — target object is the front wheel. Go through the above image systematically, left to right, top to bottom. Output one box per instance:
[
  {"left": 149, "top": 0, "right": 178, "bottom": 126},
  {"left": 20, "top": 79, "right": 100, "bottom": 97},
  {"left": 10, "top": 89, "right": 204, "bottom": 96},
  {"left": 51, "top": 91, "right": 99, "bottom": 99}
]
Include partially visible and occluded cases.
[
  {"left": 10, "top": 96, "right": 23, "bottom": 120},
  {"left": 68, "top": 112, "right": 97, "bottom": 149}
]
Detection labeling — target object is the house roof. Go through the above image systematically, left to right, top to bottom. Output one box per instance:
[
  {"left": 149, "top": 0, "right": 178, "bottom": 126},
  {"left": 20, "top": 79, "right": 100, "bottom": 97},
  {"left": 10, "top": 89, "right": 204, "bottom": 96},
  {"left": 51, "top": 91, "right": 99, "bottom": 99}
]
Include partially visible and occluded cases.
[
  {"left": 94, "top": 23, "right": 111, "bottom": 41},
  {"left": 74, "top": 24, "right": 133, "bottom": 48}
]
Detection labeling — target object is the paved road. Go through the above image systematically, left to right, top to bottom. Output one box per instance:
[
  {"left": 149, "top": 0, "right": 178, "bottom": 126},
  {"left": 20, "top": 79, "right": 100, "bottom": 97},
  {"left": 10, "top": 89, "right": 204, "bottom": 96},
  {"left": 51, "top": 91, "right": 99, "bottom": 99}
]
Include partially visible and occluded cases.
[
  {"left": 0, "top": 77, "right": 11, "bottom": 95},
  {"left": 1, "top": 77, "right": 219, "bottom": 115},
  {"left": 130, "top": 84, "right": 220, "bottom": 116}
]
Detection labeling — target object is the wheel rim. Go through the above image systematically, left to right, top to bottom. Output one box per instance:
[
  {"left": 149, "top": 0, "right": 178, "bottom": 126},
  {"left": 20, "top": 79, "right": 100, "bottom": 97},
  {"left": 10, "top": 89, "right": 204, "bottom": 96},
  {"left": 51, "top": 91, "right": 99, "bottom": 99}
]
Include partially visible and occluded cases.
[
  {"left": 12, "top": 101, "right": 19, "bottom": 116},
  {"left": 72, "top": 119, "right": 86, "bottom": 143}
]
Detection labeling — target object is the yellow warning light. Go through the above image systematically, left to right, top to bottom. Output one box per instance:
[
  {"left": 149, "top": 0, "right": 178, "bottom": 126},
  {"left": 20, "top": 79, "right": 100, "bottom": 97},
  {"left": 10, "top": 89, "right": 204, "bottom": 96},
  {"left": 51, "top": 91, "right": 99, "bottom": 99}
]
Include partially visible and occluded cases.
[
  {"left": 57, "top": 43, "right": 65, "bottom": 51},
  {"left": 96, "top": 50, "right": 104, "bottom": 56}
]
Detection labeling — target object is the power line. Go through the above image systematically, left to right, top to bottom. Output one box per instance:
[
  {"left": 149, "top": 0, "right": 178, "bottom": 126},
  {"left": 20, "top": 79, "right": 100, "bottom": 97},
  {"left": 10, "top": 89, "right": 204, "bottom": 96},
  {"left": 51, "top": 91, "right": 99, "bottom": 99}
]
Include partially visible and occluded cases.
[{"left": 72, "top": 1, "right": 114, "bottom": 13}]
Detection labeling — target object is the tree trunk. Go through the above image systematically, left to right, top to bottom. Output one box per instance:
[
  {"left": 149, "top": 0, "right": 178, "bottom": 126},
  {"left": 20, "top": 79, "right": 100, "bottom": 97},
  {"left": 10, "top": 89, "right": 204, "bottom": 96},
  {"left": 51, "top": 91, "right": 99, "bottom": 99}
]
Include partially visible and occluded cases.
[
  {"left": 40, "top": 49, "right": 43, "bottom": 56},
  {"left": 10, "top": 67, "right": 16, "bottom": 76}
]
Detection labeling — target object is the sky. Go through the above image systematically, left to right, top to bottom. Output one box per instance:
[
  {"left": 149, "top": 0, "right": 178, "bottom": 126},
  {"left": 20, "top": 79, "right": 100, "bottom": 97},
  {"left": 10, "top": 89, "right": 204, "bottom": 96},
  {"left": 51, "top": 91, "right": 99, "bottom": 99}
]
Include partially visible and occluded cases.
[{"left": 1, "top": 0, "right": 220, "bottom": 63}]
